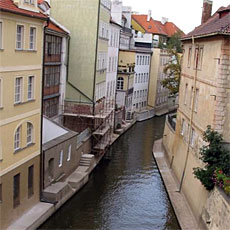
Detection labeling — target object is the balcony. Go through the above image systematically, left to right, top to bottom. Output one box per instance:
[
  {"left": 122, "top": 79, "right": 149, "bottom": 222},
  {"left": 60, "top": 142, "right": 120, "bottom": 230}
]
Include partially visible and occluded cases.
[{"left": 167, "top": 113, "right": 176, "bottom": 131}]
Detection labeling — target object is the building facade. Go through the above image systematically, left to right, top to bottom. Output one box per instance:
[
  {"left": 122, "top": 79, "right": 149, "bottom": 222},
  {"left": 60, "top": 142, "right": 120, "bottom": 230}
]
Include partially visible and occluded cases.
[
  {"left": 0, "top": 0, "right": 47, "bottom": 228},
  {"left": 163, "top": 2, "right": 230, "bottom": 228}
]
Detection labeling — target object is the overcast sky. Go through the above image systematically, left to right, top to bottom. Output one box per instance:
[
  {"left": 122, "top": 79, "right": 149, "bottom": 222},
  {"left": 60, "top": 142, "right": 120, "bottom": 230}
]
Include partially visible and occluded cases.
[{"left": 122, "top": 0, "right": 230, "bottom": 34}]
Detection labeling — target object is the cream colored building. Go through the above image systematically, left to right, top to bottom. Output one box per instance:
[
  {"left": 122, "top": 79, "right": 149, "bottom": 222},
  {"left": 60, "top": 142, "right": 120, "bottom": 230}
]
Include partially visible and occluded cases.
[
  {"left": 0, "top": 0, "right": 46, "bottom": 228},
  {"left": 163, "top": 3, "right": 230, "bottom": 228}
]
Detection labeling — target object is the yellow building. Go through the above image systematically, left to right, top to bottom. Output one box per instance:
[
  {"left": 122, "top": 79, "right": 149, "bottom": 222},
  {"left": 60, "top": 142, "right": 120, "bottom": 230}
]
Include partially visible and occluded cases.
[
  {"left": 0, "top": 0, "right": 47, "bottom": 228},
  {"left": 163, "top": 3, "right": 230, "bottom": 228}
]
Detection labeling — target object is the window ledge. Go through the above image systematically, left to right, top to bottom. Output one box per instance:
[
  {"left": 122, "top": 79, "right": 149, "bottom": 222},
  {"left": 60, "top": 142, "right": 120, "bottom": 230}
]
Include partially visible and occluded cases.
[
  {"left": 99, "top": 37, "right": 109, "bottom": 42},
  {"left": 15, "top": 49, "right": 37, "bottom": 52},
  {"left": 14, "top": 99, "right": 35, "bottom": 106},
  {"left": 14, "top": 143, "right": 35, "bottom": 154}
]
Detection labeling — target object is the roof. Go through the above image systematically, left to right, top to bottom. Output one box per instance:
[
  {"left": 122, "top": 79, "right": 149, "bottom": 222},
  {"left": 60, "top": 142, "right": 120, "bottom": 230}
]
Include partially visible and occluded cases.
[
  {"left": 0, "top": 0, "right": 47, "bottom": 20},
  {"left": 183, "top": 6, "right": 230, "bottom": 40},
  {"left": 132, "top": 14, "right": 184, "bottom": 37},
  {"left": 47, "top": 21, "right": 68, "bottom": 34}
]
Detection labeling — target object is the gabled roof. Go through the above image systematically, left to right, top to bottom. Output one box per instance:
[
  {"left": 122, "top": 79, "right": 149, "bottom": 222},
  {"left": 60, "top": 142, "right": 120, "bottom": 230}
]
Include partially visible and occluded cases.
[
  {"left": 0, "top": 0, "right": 47, "bottom": 20},
  {"left": 183, "top": 5, "right": 230, "bottom": 40},
  {"left": 132, "top": 14, "right": 184, "bottom": 37}
]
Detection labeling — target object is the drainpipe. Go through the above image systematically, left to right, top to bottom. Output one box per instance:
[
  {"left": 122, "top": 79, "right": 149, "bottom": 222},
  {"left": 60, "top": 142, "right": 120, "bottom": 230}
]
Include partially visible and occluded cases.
[
  {"left": 92, "top": 0, "right": 101, "bottom": 117},
  {"left": 40, "top": 18, "right": 49, "bottom": 198},
  {"left": 179, "top": 36, "right": 199, "bottom": 192}
]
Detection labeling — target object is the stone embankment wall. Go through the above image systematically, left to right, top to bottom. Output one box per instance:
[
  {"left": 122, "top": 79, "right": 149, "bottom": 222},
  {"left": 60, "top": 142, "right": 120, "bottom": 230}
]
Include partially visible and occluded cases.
[{"left": 202, "top": 187, "right": 230, "bottom": 230}]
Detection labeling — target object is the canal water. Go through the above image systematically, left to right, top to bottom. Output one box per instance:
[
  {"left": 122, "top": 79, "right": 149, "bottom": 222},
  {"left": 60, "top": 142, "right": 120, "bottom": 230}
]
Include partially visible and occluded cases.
[{"left": 39, "top": 116, "right": 180, "bottom": 230}]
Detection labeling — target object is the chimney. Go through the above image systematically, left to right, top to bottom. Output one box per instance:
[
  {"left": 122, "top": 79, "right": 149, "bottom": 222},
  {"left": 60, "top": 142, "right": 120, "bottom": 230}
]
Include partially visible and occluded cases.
[
  {"left": 201, "top": 0, "right": 213, "bottom": 24},
  {"left": 147, "top": 10, "right": 151, "bottom": 22},
  {"left": 161, "top": 17, "right": 168, "bottom": 24}
]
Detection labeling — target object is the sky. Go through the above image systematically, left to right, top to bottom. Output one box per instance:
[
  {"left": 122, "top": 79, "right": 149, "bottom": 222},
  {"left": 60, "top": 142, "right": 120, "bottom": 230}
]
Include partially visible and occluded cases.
[{"left": 122, "top": 0, "right": 230, "bottom": 34}]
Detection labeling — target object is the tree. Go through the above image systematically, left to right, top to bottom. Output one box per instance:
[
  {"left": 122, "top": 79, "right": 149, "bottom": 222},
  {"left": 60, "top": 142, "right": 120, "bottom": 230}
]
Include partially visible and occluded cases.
[
  {"left": 167, "top": 32, "right": 183, "bottom": 53},
  {"left": 161, "top": 49, "right": 181, "bottom": 96},
  {"left": 193, "top": 126, "right": 230, "bottom": 190}
]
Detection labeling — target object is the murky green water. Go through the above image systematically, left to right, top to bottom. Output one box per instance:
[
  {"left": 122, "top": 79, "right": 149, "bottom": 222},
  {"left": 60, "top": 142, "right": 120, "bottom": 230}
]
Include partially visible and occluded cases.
[{"left": 39, "top": 116, "right": 180, "bottom": 230}]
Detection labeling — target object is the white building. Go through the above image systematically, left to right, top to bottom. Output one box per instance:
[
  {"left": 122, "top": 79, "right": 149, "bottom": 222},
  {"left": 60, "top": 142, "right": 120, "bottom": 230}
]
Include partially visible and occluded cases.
[
  {"left": 105, "top": 20, "right": 121, "bottom": 109},
  {"left": 133, "top": 52, "right": 151, "bottom": 112}
]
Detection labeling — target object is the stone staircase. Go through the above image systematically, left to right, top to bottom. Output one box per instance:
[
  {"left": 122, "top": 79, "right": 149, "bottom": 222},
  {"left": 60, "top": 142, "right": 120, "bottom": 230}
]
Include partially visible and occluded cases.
[{"left": 79, "top": 154, "right": 95, "bottom": 168}]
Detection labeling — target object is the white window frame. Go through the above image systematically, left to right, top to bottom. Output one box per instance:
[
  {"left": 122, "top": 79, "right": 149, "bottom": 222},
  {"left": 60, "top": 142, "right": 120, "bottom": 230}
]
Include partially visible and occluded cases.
[
  {"left": 0, "top": 21, "right": 3, "bottom": 49},
  {"left": 16, "top": 24, "right": 24, "bottom": 50},
  {"left": 29, "top": 27, "right": 36, "bottom": 50},
  {"left": 28, "top": 76, "right": 34, "bottom": 100},
  {"left": 15, "top": 77, "right": 23, "bottom": 104},
  {"left": 117, "top": 77, "right": 124, "bottom": 90},
  {"left": 194, "top": 88, "right": 199, "bottom": 112},
  {"left": 27, "top": 123, "right": 33, "bottom": 145},
  {"left": 14, "top": 126, "right": 21, "bottom": 151},
  {"left": 67, "top": 145, "right": 71, "bottom": 161},
  {"left": 59, "top": 150, "right": 63, "bottom": 167}
]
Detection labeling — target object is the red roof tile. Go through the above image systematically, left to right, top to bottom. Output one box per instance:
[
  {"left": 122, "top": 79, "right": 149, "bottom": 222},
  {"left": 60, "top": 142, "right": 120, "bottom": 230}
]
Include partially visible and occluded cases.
[
  {"left": 0, "top": 0, "right": 47, "bottom": 20},
  {"left": 184, "top": 6, "right": 230, "bottom": 39},
  {"left": 132, "top": 14, "right": 184, "bottom": 37},
  {"left": 47, "top": 21, "right": 68, "bottom": 34}
]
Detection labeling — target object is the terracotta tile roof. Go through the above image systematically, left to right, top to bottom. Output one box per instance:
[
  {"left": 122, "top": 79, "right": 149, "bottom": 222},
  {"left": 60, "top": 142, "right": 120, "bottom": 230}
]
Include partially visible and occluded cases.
[
  {"left": 0, "top": 0, "right": 47, "bottom": 20},
  {"left": 38, "top": 0, "right": 44, "bottom": 4},
  {"left": 183, "top": 6, "right": 230, "bottom": 39},
  {"left": 132, "top": 14, "right": 184, "bottom": 37},
  {"left": 47, "top": 21, "right": 68, "bottom": 34}
]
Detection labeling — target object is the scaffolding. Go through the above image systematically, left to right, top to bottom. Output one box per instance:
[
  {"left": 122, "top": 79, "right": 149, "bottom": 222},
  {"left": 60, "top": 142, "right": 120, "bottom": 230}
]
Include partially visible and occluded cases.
[{"left": 63, "top": 97, "right": 115, "bottom": 156}]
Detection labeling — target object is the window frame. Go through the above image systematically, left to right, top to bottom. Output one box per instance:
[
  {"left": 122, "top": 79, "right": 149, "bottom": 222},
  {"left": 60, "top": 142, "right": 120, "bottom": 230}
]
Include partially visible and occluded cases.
[
  {"left": 16, "top": 24, "right": 24, "bottom": 50},
  {"left": 29, "top": 27, "right": 36, "bottom": 50},
  {"left": 28, "top": 76, "right": 34, "bottom": 100},
  {"left": 15, "top": 77, "right": 23, "bottom": 104},
  {"left": 117, "top": 77, "right": 124, "bottom": 90},
  {"left": 27, "top": 122, "right": 33, "bottom": 145},
  {"left": 14, "top": 125, "right": 21, "bottom": 151},
  {"left": 67, "top": 145, "right": 71, "bottom": 161},
  {"left": 59, "top": 150, "right": 63, "bottom": 167},
  {"left": 28, "top": 165, "right": 34, "bottom": 198},
  {"left": 13, "top": 173, "right": 20, "bottom": 208}
]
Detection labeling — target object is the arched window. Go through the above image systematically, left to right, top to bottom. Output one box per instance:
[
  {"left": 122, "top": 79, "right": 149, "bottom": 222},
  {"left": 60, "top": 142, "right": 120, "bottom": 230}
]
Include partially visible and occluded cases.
[
  {"left": 117, "top": 77, "right": 124, "bottom": 90},
  {"left": 27, "top": 123, "right": 33, "bottom": 145},
  {"left": 14, "top": 126, "right": 21, "bottom": 151}
]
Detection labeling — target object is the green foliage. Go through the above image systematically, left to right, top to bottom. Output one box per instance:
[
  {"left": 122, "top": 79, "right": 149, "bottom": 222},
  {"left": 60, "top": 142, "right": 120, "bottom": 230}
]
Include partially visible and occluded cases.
[
  {"left": 167, "top": 32, "right": 183, "bottom": 53},
  {"left": 161, "top": 49, "right": 181, "bottom": 96},
  {"left": 193, "top": 126, "right": 230, "bottom": 191},
  {"left": 213, "top": 168, "right": 230, "bottom": 195}
]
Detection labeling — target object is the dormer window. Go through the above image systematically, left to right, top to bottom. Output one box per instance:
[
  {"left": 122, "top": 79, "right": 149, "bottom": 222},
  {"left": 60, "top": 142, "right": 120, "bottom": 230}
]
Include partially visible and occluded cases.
[{"left": 24, "top": 0, "right": 35, "bottom": 5}]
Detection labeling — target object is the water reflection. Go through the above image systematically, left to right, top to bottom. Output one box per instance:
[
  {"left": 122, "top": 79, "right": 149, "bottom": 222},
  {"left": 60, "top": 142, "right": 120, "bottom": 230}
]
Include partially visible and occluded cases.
[{"left": 39, "top": 116, "right": 180, "bottom": 230}]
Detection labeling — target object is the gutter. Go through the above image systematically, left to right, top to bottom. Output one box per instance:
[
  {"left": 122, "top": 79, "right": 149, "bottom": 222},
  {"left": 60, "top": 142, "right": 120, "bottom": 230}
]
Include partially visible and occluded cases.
[
  {"left": 92, "top": 0, "right": 101, "bottom": 116},
  {"left": 0, "top": 8, "right": 47, "bottom": 20},
  {"left": 40, "top": 17, "right": 49, "bottom": 199},
  {"left": 181, "top": 32, "right": 230, "bottom": 41}
]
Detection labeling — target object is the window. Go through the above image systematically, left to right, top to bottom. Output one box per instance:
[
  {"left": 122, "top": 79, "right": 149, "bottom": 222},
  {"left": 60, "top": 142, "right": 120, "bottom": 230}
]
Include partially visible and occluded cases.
[
  {"left": 0, "top": 22, "right": 2, "bottom": 49},
  {"left": 16, "top": 25, "right": 24, "bottom": 49},
  {"left": 29, "top": 27, "right": 36, "bottom": 50},
  {"left": 194, "top": 46, "right": 204, "bottom": 69},
  {"left": 187, "top": 47, "right": 192, "bottom": 67},
  {"left": 137, "top": 56, "right": 139, "bottom": 65},
  {"left": 140, "top": 56, "right": 142, "bottom": 65},
  {"left": 44, "top": 66, "right": 60, "bottom": 88},
  {"left": 28, "top": 76, "right": 34, "bottom": 100},
  {"left": 15, "top": 77, "right": 22, "bottom": 104},
  {"left": 117, "top": 77, "right": 124, "bottom": 90},
  {"left": 0, "top": 78, "right": 2, "bottom": 107},
  {"left": 184, "top": 83, "right": 188, "bottom": 105},
  {"left": 190, "top": 86, "right": 194, "bottom": 109},
  {"left": 194, "top": 89, "right": 199, "bottom": 112},
  {"left": 43, "top": 97, "right": 59, "bottom": 118},
  {"left": 181, "top": 119, "right": 186, "bottom": 136},
  {"left": 27, "top": 123, "right": 33, "bottom": 145},
  {"left": 14, "top": 126, "right": 21, "bottom": 151},
  {"left": 190, "top": 128, "right": 196, "bottom": 147},
  {"left": 67, "top": 145, "right": 71, "bottom": 161},
  {"left": 59, "top": 150, "right": 63, "bottom": 167},
  {"left": 28, "top": 165, "right": 34, "bottom": 198},
  {"left": 13, "top": 174, "right": 20, "bottom": 208},
  {"left": 0, "top": 184, "right": 2, "bottom": 202}
]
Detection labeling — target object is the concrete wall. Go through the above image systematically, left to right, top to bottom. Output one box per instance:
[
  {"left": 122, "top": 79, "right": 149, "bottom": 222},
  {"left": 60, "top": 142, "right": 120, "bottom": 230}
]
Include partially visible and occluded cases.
[{"left": 50, "top": 0, "right": 99, "bottom": 103}]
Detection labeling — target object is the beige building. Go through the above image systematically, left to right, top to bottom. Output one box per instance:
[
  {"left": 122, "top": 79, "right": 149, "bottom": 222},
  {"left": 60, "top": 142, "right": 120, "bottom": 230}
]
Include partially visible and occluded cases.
[
  {"left": 0, "top": 0, "right": 47, "bottom": 229},
  {"left": 163, "top": 1, "right": 230, "bottom": 228}
]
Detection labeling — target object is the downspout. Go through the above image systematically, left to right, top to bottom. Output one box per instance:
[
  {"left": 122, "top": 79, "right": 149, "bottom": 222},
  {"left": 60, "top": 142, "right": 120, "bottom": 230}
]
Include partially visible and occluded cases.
[
  {"left": 92, "top": 0, "right": 101, "bottom": 116},
  {"left": 40, "top": 18, "right": 49, "bottom": 198},
  {"left": 114, "top": 27, "right": 122, "bottom": 129},
  {"left": 179, "top": 36, "right": 199, "bottom": 192}
]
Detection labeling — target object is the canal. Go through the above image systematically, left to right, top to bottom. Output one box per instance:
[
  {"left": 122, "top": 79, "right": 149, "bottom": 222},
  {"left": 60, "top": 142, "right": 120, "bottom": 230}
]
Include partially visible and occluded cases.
[{"left": 39, "top": 116, "right": 180, "bottom": 230}]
